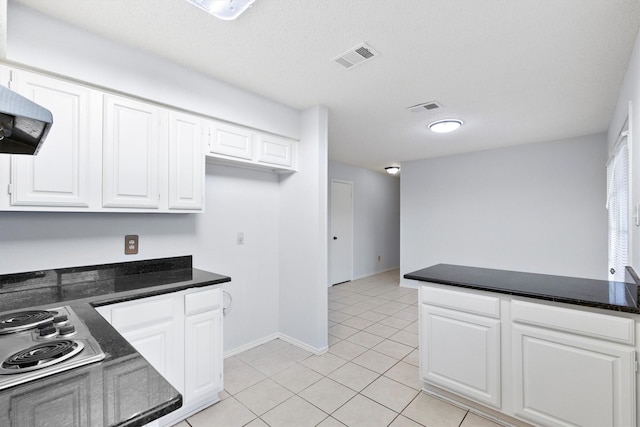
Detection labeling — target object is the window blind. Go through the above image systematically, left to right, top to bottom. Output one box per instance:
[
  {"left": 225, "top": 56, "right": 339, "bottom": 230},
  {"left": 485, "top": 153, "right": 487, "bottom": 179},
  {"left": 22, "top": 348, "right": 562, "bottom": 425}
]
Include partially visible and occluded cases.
[{"left": 606, "top": 132, "right": 629, "bottom": 282}]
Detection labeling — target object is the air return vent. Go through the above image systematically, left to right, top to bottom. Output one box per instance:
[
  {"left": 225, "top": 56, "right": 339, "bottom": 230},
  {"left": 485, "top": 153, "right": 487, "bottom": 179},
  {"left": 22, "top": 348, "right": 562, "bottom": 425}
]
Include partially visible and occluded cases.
[
  {"left": 332, "top": 43, "right": 379, "bottom": 69},
  {"left": 406, "top": 101, "right": 443, "bottom": 113}
]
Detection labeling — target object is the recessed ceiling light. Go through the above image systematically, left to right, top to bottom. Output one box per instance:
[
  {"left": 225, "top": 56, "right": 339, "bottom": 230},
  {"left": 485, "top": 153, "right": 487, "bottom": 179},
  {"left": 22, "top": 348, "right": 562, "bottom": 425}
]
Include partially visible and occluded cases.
[
  {"left": 185, "top": 0, "right": 256, "bottom": 20},
  {"left": 428, "top": 119, "right": 463, "bottom": 133},
  {"left": 385, "top": 166, "right": 400, "bottom": 175}
]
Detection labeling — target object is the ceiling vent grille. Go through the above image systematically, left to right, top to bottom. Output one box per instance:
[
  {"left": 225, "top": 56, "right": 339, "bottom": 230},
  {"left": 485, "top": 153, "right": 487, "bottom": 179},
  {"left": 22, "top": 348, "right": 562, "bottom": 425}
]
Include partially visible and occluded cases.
[
  {"left": 332, "top": 43, "right": 379, "bottom": 69},
  {"left": 406, "top": 101, "right": 443, "bottom": 113}
]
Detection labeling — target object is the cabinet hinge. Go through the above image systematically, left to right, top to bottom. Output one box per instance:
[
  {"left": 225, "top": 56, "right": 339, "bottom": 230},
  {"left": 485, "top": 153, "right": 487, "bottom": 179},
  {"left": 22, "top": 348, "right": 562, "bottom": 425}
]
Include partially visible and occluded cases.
[
  {"left": 7, "top": 184, "right": 12, "bottom": 195},
  {"left": 635, "top": 356, "right": 638, "bottom": 373}
]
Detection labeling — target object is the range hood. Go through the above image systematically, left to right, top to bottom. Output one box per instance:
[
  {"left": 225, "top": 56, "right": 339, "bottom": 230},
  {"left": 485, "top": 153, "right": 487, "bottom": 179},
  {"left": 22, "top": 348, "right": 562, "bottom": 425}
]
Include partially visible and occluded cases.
[{"left": 0, "top": 86, "right": 53, "bottom": 155}]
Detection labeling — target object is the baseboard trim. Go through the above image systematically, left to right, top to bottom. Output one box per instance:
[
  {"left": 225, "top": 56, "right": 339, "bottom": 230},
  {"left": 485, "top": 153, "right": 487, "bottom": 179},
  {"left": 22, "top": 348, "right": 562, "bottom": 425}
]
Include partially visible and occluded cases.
[
  {"left": 223, "top": 333, "right": 280, "bottom": 358},
  {"left": 224, "top": 333, "right": 327, "bottom": 358},
  {"left": 278, "top": 333, "right": 328, "bottom": 355}
]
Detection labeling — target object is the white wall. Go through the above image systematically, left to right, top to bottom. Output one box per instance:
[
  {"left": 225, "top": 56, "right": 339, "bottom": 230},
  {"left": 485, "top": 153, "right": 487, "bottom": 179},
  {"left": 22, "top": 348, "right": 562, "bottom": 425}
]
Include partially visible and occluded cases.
[
  {"left": 2, "top": 3, "right": 327, "bottom": 354},
  {"left": 609, "top": 28, "right": 640, "bottom": 273},
  {"left": 279, "top": 106, "right": 328, "bottom": 352},
  {"left": 400, "top": 134, "right": 608, "bottom": 283},
  {"left": 329, "top": 161, "right": 400, "bottom": 279},
  {"left": 195, "top": 164, "right": 280, "bottom": 352}
]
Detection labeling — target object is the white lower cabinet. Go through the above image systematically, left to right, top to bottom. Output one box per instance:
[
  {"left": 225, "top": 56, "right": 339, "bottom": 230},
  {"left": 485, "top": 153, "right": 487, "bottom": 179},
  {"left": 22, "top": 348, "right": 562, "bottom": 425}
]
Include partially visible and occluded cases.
[
  {"left": 419, "top": 284, "right": 638, "bottom": 427},
  {"left": 95, "top": 285, "right": 223, "bottom": 426},
  {"left": 419, "top": 286, "right": 502, "bottom": 409},
  {"left": 511, "top": 300, "right": 636, "bottom": 427},
  {"left": 420, "top": 303, "right": 501, "bottom": 408},
  {"left": 512, "top": 324, "right": 635, "bottom": 427}
]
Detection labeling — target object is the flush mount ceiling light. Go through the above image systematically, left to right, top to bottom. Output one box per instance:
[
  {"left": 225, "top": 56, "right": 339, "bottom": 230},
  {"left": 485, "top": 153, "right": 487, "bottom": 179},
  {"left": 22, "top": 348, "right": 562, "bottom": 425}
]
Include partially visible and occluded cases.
[
  {"left": 185, "top": 0, "right": 257, "bottom": 20},
  {"left": 428, "top": 119, "right": 463, "bottom": 133},
  {"left": 385, "top": 166, "right": 400, "bottom": 175}
]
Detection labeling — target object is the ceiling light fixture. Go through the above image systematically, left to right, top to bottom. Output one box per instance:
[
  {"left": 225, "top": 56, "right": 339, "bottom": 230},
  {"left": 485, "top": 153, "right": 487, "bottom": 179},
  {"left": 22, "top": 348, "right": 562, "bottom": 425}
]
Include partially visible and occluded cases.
[
  {"left": 185, "top": 0, "right": 257, "bottom": 20},
  {"left": 428, "top": 119, "right": 463, "bottom": 133},
  {"left": 385, "top": 166, "right": 400, "bottom": 175}
]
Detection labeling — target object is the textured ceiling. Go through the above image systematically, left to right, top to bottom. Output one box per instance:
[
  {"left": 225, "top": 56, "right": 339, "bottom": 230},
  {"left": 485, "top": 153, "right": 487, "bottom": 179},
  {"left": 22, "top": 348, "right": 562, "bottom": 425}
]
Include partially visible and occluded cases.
[{"left": 11, "top": 0, "right": 640, "bottom": 172}]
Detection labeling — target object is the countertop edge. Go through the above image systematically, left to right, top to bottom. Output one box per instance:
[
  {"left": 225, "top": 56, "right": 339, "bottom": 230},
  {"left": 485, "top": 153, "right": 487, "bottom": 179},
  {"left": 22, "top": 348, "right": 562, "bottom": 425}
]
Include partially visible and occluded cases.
[
  {"left": 405, "top": 264, "right": 640, "bottom": 315},
  {"left": 117, "top": 394, "right": 183, "bottom": 427}
]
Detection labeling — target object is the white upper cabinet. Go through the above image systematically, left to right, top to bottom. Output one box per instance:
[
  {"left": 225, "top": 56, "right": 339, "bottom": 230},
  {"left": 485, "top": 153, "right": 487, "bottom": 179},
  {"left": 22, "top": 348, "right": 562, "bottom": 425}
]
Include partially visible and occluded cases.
[
  {"left": 5, "top": 69, "right": 101, "bottom": 208},
  {"left": 102, "top": 94, "right": 164, "bottom": 209},
  {"left": 168, "top": 111, "right": 204, "bottom": 211},
  {"left": 206, "top": 120, "right": 297, "bottom": 173},
  {"left": 208, "top": 121, "right": 254, "bottom": 160},
  {"left": 257, "top": 133, "right": 294, "bottom": 168}
]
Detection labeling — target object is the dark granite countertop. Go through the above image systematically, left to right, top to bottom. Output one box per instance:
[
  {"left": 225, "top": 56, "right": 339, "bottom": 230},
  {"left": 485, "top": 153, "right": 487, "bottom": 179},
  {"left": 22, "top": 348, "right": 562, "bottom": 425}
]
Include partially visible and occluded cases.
[
  {"left": 0, "top": 256, "right": 231, "bottom": 427},
  {"left": 404, "top": 264, "right": 640, "bottom": 314}
]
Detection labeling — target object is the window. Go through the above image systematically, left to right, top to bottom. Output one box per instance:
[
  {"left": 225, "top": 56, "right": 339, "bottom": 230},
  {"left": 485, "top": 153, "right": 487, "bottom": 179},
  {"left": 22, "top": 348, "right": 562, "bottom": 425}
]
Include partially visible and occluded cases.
[{"left": 607, "top": 124, "right": 630, "bottom": 282}]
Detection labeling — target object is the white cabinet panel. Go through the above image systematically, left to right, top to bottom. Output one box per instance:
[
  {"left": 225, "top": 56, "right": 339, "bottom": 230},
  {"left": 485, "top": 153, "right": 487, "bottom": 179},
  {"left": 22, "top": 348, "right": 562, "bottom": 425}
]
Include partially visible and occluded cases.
[
  {"left": 8, "top": 70, "right": 100, "bottom": 207},
  {"left": 103, "top": 94, "right": 163, "bottom": 209},
  {"left": 168, "top": 111, "right": 204, "bottom": 210},
  {"left": 206, "top": 121, "right": 297, "bottom": 173},
  {"left": 208, "top": 121, "right": 253, "bottom": 160},
  {"left": 257, "top": 134, "right": 293, "bottom": 167},
  {"left": 108, "top": 294, "right": 183, "bottom": 394},
  {"left": 512, "top": 300, "right": 635, "bottom": 345},
  {"left": 421, "top": 303, "right": 501, "bottom": 408},
  {"left": 185, "top": 308, "right": 223, "bottom": 404},
  {"left": 512, "top": 324, "right": 635, "bottom": 427},
  {"left": 9, "top": 373, "right": 94, "bottom": 427}
]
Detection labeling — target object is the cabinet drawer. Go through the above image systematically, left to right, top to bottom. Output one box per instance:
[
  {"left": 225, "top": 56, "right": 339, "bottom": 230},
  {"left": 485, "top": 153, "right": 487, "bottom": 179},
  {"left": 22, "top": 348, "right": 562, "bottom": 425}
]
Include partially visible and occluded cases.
[
  {"left": 420, "top": 285, "right": 500, "bottom": 318},
  {"left": 185, "top": 287, "right": 221, "bottom": 316},
  {"left": 110, "top": 296, "right": 175, "bottom": 332},
  {"left": 511, "top": 300, "right": 634, "bottom": 345}
]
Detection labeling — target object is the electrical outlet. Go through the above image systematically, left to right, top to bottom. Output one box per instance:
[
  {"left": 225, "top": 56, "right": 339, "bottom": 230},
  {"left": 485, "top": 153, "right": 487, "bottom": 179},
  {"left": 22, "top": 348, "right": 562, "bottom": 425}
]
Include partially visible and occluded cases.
[
  {"left": 237, "top": 232, "right": 244, "bottom": 245},
  {"left": 125, "top": 235, "right": 139, "bottom": 254},
  {"left": 378, "top": 255, "right": 381, "bottom": 261}
]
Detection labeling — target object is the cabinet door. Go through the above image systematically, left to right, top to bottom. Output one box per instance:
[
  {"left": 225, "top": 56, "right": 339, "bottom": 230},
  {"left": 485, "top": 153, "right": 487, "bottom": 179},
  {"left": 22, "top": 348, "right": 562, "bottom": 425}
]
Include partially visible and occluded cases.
[
  {"left": 9, "top": 70, "right": 99, "bottom": 207},
  {"left": 103, "top": 94, "right": 163, "bottom": 209},
  {"left": 168, "top": 111, "right": 204, "bottom": 210},
  {"left": 208, "top": 121, "right": 254, "bottom": 160},
  {"left": 257, "top": 134, "right": 294, "bottom": 168},
  {"left": 184, "top": 287, "right": 223, "bottom": 406},
  {"left": 109, "top": 295, "right": 184, "bottom": 394},
  {"left": 420, "top": 303, "right": 501, "bottom": 408},
  {"left": 184, "top": 308, "right": 223, "bottom": 404},
  {"left": 512, "top": 324, "right": 635, "bottom": 427},
  {"left": 9, "top": 372, "right": 96, "bottom": 427}
]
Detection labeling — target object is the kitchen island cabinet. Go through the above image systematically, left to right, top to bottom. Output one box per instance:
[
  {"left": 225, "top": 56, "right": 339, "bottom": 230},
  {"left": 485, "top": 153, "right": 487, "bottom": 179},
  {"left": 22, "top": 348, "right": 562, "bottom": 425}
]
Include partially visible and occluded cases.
[
  {"left": 407, "top": 264, "right": 640, "bottom": 427},
  {"left": 420, "top": 286, "right": 501, "bottom": 409}
]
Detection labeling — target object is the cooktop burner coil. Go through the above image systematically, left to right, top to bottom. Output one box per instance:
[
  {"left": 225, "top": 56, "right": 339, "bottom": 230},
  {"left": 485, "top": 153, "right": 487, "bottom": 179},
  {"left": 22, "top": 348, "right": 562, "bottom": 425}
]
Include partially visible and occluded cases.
[
  {"left": 0, "top": 310, "right": 54, "bottom": 334},
  {"left": 0, "top": 340, "right": 84, "bottom": 373}
]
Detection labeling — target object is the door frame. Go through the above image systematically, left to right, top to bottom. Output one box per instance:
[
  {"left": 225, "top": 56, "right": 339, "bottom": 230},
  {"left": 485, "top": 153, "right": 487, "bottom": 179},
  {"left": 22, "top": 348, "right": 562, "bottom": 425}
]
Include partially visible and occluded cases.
[{"left": 329, "top": 179, "right": 354, "bottom": 287}]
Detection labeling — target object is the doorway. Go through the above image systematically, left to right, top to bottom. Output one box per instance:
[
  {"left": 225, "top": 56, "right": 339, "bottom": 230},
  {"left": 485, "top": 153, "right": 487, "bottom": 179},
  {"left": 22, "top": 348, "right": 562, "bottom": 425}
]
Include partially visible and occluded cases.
[{"left": 329, "top": 179, "right": 353, "bottom": 286}]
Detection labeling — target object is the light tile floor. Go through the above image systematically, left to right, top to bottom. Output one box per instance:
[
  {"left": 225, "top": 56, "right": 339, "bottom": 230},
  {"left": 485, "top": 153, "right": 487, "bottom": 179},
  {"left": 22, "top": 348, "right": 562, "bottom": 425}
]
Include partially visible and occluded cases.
[{"left": 173, "top": 270, "right": 503, "bottom": 427}]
